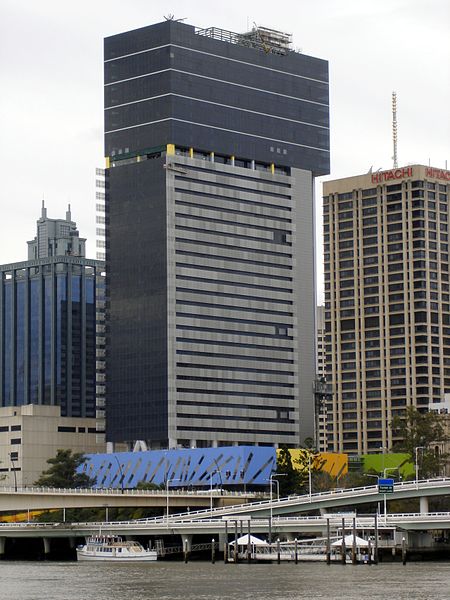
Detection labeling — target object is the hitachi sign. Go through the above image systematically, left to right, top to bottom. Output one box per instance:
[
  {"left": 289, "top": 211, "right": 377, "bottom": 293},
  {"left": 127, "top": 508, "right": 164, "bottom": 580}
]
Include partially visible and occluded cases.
[
  {"left": 371, "top": 167, "right": 413, "bottom": 183},
  {"left": 425, "top": 167, "right": 450, "bottom": 181}
]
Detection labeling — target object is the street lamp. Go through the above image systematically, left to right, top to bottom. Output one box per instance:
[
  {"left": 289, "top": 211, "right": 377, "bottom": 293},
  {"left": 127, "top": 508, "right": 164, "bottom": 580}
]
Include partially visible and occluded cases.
[
  {"left": 380, "top": 446, "right": 388, "bottom": 473},
  {"left": 415, "top": 446, "right": 425, "bottom": 488},
  {"left": 308, "top": 453, "right": 312, "bottom": 501},
  {"left": 113, "top": 456, "right": 125, "bottom": 493},
  {"left": 213, "top": 458, "right": 224, "bottom": 495},
  {"left": 383, "top": 467, "right": 400, "bottom": 480},
  {"left": 382, "top": 468, "right": 400, "bottom": 520},
  {"left": 209, "top": 470, "right": 217, "bottom": 513},
  {"left": 268, "top": 473, "right": 286, "bottom": 543},
  {"left": 166, "top": 477, "right": 182, "bottom": 526},
  {"left": 102, "top": 503, "right": 109, "bottom": 522}
]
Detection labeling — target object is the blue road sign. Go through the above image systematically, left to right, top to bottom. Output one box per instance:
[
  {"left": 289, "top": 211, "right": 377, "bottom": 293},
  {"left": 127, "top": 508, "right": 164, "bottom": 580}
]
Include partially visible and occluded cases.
[{"left": 378, "top": 478, "right": 394, "bottom": 493}]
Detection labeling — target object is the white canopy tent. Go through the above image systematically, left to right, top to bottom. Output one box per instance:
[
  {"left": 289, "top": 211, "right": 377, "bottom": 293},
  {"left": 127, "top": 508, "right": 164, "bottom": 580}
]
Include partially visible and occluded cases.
[
  {"left": 229, "top": 534, "right": 268, "bottom": 546},
  {"left": 332, "top": 535, "right": 369, "bottom": 548}
]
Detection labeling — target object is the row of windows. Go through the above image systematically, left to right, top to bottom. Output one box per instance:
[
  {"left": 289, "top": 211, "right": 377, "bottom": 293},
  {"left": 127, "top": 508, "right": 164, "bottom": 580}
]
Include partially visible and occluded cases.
[
  {"left": 176, "top": 274, "right": 292, "bottom": 294},
  {"left": 176, "top": 287, "right": 293, "bottom": 306},
  {"left": 178, "top": 348, "right": 294, "bottom": 363}
]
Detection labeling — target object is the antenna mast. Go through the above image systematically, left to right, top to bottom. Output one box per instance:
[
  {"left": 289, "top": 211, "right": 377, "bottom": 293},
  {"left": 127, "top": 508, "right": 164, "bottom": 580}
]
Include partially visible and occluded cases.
[{"left": 392, "top": 91, "right": 398, "bottom": 168}]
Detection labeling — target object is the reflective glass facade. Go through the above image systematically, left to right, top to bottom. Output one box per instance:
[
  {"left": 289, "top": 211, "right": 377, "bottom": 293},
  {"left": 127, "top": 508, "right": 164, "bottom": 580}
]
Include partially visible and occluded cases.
[
  {"left": 104, "top": 20, "right": 329, "bottom": 176},
  {"left": 0, "top": 258, "right": 104, "bottom": 418}
]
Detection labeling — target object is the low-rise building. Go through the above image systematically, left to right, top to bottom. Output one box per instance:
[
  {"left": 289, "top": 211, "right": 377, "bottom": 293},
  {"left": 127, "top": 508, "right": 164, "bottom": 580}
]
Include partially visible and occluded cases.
[{"left": 0, "top": 404, "right": 100, "bottom": 487}]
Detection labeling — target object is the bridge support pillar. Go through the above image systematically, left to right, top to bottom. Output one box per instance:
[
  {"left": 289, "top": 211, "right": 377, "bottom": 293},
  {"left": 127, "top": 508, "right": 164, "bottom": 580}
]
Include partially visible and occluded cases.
[
  {"left": 419, "top": 496, "right": 429, "bottom": 515},
  {"left": 218, "top": 532, "right": 227, "bottom": 548},
  {"left": 181, "top": 534, "right": 193, "bottom": 553},
  {"left": 0, "top": 537, "right": 5, "bottom": 558},
  {"left": 43, "top": 537, "right": 51, "bottom": 558},
  {"left": 68, "top": 537, "right": 76, "bottom": 549}
]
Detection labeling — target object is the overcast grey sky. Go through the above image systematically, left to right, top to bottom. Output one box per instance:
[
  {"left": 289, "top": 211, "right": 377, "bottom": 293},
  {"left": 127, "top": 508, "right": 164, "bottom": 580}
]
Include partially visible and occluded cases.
[{"left": 1, "top": 0, "right": 449, "bottom": 301}]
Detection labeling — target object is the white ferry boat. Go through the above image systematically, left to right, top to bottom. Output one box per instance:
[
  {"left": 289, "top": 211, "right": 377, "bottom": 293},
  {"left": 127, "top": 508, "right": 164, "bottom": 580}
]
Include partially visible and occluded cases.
[{"left": 76, "top": 535, "right": 158, "bottom": 562}]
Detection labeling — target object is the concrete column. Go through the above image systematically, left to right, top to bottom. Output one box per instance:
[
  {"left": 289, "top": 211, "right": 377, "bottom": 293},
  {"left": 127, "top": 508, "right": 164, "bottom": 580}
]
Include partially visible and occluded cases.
[
  {"left": 420, "top": 496, "right": 429, "bottom": 514},
  {"left": 218, "top": 532, "right": 227, "bottom": 548},
  {"left": 181, "top": 534, "right": 193, "bottom": 552},
  {"left": 0, "top": 537, "right": 6, "bottom": 557},
  {"left": 68, "top": 537, "right": 76, "bottom": 549},
  {"left": 43, "top": 538, "right": 51, "bottom": 557}
]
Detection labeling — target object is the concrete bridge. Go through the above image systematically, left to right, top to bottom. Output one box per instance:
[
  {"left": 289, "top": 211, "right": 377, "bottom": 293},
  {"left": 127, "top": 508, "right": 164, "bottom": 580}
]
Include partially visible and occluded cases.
[
  {"left": 158, "top": 477, "right": 450, "bottom": 522},
  {"left": 1, "top": 478, "right": 448, "bottom": 559},
  {"left": 0, "top": 486, "right": 258, "bottom": 512},
  {"left": 1, "top": 511, "right": 449, "bottom": 559},
  {"left": 1, "top": 512, "right": 449, "bottom": 539}
]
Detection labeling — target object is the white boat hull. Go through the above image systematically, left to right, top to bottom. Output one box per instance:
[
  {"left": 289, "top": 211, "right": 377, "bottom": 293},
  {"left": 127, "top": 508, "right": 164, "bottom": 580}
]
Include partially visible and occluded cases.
[
  {"left": 76, "top": 535, "right": 158, "bottom": 562},
  {"left": 77, "top": 549, "right": 157, "bottom": 562}
]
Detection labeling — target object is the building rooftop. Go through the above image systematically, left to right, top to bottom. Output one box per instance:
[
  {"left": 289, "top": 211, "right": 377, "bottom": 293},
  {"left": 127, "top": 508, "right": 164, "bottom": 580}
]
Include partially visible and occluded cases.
[{"left": 195, "top": 25, "right": 295, "bottom": 56}]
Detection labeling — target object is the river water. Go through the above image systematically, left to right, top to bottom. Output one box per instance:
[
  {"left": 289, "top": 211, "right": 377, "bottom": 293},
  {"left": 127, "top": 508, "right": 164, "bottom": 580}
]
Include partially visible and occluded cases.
[{"left": 1, "top": 561, "right": 449, "bottom": 600}]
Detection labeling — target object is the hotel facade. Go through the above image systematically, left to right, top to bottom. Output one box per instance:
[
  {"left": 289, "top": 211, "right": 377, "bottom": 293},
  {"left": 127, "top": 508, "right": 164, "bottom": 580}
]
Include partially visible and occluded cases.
[{"left": 324, "top": 165, "right": 450, "bottom": 453}]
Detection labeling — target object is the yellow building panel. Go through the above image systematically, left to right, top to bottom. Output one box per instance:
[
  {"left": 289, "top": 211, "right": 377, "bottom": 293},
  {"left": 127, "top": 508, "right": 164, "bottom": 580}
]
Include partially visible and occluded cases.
[{"left": 277, "top": 449, "right": 348, "bottom": 478}]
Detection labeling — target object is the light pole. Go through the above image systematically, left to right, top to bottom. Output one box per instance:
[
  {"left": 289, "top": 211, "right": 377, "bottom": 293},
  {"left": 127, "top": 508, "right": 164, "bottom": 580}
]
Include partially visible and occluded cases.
[
  {"left": 380, "top": 446, "right": 388, "bottom": 473},
  {"left": 415, "top": 446, "right": 425, "bottom": 489},
  {"left": 308, "top": 453, "right": 312, "bottom": 502},
  {"left": 113, "top": 456, "right": 125, "bottom": 493},
  {"left": 213, "top": 459, "right": 224, "bottom": 495},
  {"left": 383, "top": 467, "right": 400, "bottom": 480},
  {"left": 382, "top": 468, "right": 399, "bottom": 520},
  {"left": 210, "top": 470, "right": 217, "bottom": 513},
  {"left": 268, "top": 473, "right": 286, "bottom": 543},
  {"left": 166, "top": 477, "right": 182, "bottom": 526}
]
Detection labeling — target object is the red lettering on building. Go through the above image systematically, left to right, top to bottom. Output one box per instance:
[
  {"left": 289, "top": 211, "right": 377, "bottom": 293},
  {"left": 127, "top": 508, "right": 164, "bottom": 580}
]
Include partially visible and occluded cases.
[
  {"left": 371, "top": 167, "right": 413, "bottom": 184},
  {"left": 425, "top": 167, "right": 450, "bottom": 181}
]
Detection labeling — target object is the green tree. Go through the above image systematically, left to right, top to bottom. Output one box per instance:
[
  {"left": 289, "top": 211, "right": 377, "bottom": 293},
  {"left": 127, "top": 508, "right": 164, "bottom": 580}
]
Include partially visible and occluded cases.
[
  {"left": 391, "top": 407, "right": 449, "bottom": 478},
  {"left": 276, "top": 446, "right": 325, "bottom": 496},
  {"left": 276, "top": 446, "right": 304, "bottom": 496},
  {"left": 34, "top": 449, "right": 96, "bottom": 488},
  {"left": 136, "top": 481, "right": 165, "bottom": 491}
]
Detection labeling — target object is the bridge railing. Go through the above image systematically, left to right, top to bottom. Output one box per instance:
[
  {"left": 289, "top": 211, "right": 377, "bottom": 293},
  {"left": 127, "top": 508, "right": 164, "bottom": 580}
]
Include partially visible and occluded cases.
[
  {"left": 139, "top": 477, "right": 450, "bottom": 523},
  {"left": 0, "top": 485, "right": 261, "bottom": 497},
  {"left": 1, "top": 511, "right": 450, "bottom": 531}
]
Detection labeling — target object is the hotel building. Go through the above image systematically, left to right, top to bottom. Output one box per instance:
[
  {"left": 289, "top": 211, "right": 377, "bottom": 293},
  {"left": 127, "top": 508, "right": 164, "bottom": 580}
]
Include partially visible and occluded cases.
[{"left": 324, "top": 165, "right": 450, "bottom": 453}]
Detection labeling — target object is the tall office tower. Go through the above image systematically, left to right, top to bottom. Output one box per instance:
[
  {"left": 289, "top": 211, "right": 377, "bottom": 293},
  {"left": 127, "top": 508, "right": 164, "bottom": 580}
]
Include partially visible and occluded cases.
[
  {"left": 105, "top": 20, "right": 330, "bottom": 449},
  {"left": 324, "top": 165, "right": 450, "bottom": 454},
  {"left": 0, "top": 205, "right": 105, "bottom": 418}
]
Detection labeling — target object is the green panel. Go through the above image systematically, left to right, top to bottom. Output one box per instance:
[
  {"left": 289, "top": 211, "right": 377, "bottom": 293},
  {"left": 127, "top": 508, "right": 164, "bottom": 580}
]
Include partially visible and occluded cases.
[{"left": 362, "top": 453, "right": 414, "bottom": 477}]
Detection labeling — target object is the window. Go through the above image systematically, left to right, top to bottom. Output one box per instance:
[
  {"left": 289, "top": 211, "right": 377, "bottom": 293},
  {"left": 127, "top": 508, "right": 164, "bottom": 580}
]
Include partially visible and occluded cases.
[{"left": 10, "top": 438, "right": 21, "bottom": 445}]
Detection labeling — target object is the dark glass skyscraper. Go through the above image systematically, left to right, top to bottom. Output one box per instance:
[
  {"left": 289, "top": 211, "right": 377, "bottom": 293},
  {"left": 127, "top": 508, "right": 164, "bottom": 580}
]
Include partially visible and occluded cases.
[
  {"left": 105, "top": 20, "right": 330, "bottom": 448},
  {"left": 0, "top": 206, "right": 105, "bottom": 418}
]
